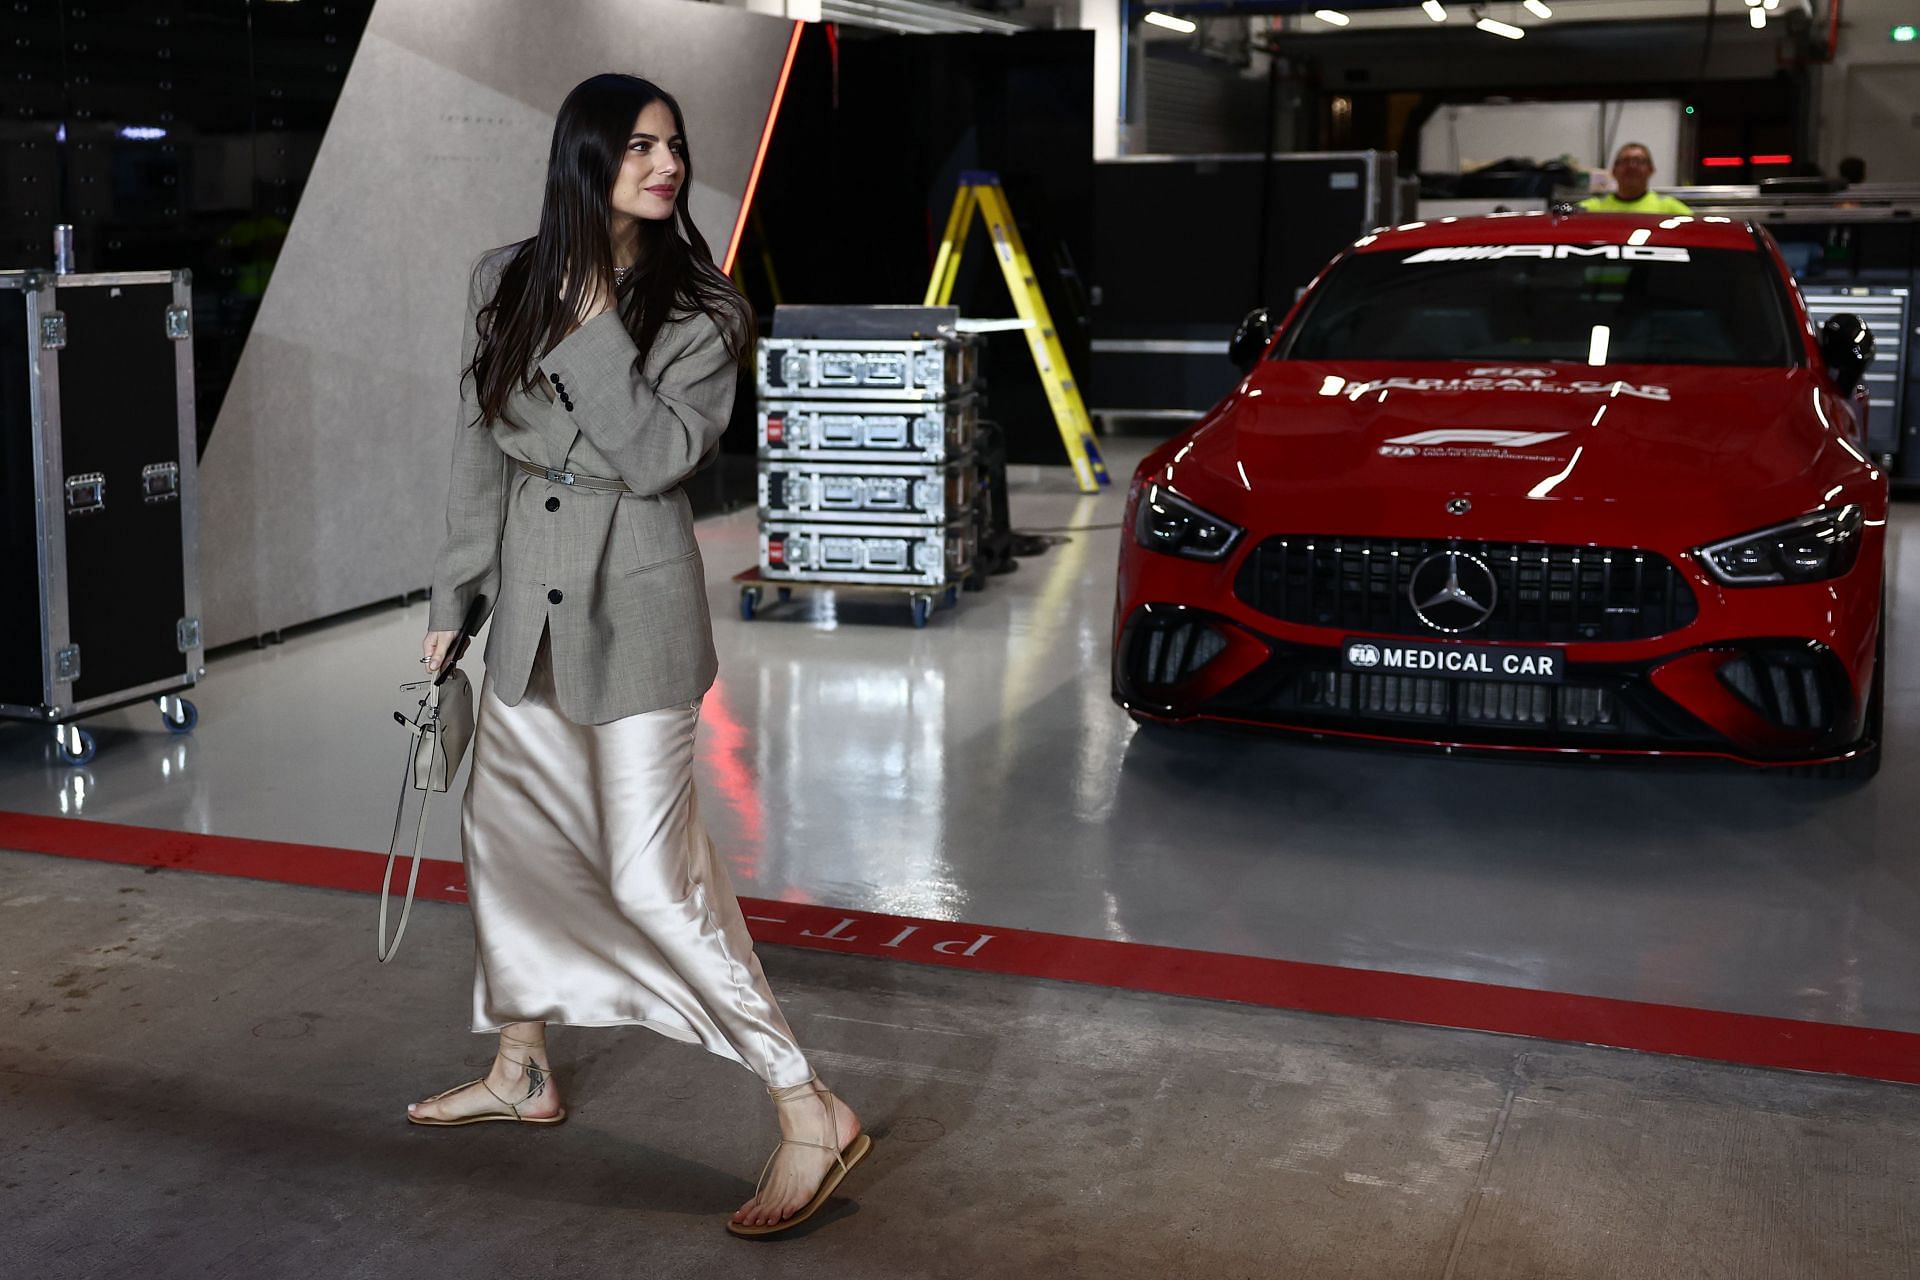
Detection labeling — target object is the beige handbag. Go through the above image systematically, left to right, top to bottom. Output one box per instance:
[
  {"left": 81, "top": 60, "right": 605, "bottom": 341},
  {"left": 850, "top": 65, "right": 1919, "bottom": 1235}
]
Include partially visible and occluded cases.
[
  {"left": 378, "top": 597, "right": 486, "bottom": 963},
  {"left": 378, "top": 668, "right": 474, "bottom": 962},
  {"left": 409, "top": 668, "right": 474, "bottom": 791}
]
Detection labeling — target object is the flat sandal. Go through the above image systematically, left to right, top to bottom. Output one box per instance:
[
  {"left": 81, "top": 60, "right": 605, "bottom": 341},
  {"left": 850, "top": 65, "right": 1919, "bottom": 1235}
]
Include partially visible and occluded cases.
[
  {"left": 407, "top": 1038, "right": 567, "bottom": 1127},
  {"left": 406, "top": 1076, "right": 568, "bottom": 1127},
  {"left": 727, "top": 1080, "right": 872, "bottom": 1238}
]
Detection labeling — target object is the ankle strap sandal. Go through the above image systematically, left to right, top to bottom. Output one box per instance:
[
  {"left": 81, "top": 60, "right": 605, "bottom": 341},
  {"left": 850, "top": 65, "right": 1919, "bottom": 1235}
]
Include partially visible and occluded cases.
[
  {"left": 406, "top": 1037, "right": 567, "bottom": 1128},
  {"left": 726, "top": 1079, "right": 873, "bottom": 1237}
]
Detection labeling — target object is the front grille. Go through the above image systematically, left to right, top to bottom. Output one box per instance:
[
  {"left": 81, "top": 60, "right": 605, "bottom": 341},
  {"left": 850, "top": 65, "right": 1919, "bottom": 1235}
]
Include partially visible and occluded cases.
[
  {"left": 1235, "top": 536, "right": 1698, "bottom": 643},
  {"left": 1195, "top": 642, "right": 1725, "bottom": 749},
  {"left": 1290, "top": 671, "right": 1628, "bottom": 732}
]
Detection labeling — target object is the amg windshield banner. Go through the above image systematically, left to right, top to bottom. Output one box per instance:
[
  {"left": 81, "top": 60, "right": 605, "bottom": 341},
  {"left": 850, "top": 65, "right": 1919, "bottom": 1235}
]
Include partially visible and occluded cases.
[
  {"left": 1401, "top": 244, "right": 1691, "bottom": 264},
  {"left": 1342, "top": 639, "right": 1565, "bottom": 683}
]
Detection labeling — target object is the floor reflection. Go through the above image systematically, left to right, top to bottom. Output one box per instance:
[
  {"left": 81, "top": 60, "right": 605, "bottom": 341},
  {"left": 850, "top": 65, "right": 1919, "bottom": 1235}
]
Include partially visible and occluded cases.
[{"left": 3, "top": 445, "right": 1918, "bottom": 1031}]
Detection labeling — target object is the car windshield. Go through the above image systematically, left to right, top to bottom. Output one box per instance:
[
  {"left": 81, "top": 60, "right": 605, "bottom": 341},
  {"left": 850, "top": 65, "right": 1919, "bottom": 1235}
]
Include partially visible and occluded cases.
[{"left": 1280, "top": 244, "right": 1798, "bottom": 367}]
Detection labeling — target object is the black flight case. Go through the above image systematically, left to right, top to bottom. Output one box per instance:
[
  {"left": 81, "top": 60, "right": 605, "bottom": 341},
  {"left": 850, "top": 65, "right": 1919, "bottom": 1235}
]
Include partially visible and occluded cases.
[{"left": 0, "top": 267, "right": 203, "bottom": 765}]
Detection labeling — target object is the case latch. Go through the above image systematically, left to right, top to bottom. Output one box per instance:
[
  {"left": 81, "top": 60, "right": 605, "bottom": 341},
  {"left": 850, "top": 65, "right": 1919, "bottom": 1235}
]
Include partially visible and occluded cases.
[
  {"left": 165, "top": 304, "right": 191, "bottom": 341},
  {"left": 40, "top": 312, "right": 67, "bottom": 350},
  {"left": 142, "top": 461, "right": 181, "bottom": 502},
  {"left": 65, "top": 473, "right": 105, "bottom": 516},
  {"left": 176, "top": 617, "right": 202, "bottom": 653},
  {"left": 54, "top": 645, "right": 81, "bottom": 682}
]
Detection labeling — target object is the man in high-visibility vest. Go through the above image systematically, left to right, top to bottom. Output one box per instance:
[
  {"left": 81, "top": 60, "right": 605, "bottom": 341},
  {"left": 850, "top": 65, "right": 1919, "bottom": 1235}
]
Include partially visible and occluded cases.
[{"left": 1580, "top": 143, "right": 1694, "bottom": 215}]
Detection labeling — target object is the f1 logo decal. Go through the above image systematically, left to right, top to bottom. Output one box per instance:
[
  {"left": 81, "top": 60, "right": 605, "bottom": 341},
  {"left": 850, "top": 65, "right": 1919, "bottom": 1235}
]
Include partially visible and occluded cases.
[{"left": 1382, "top": 429, "right": 1569, "bottom": 449}]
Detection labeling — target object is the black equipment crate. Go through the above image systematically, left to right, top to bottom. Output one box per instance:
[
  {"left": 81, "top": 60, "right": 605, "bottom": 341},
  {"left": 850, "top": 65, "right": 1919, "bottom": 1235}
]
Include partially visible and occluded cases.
[
  {"left": 1088, "top": 151, "right": 1400, "bottom": 418},
  {"left": 0, "top": 269, "right": 203, "bottom": 762}
]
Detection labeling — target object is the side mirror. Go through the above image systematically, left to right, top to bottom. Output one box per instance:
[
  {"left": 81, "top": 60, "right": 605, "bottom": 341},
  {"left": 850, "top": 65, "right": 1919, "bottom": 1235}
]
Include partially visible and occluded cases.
[
  {"left": 1229, "top": 307, "right": 1273, "bottom": 372},
  {"left": 1819, "top": 313, "right": 1874, "bottom": 396}
]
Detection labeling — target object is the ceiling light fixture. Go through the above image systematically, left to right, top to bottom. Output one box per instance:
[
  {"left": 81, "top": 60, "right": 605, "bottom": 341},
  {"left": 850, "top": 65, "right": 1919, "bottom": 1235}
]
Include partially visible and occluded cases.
[
  {"left": 1422, "top": 0, "right": 1448, "bottom": 19},
  {"left": 1522, "top": 0, "right": 1552, "bottom": 16},
  {"left": 1749, "top": 7, "right": 1766, "bottom": 27},
  {"left": 1314, "top": 9, "right": 1352, "bottom": 25},
  {"left": 1143, "top": 10, "right": 1198, "bottom": 32},
  {"left": 1476, "top": 15, "right": 1525, "bottom": 38}
]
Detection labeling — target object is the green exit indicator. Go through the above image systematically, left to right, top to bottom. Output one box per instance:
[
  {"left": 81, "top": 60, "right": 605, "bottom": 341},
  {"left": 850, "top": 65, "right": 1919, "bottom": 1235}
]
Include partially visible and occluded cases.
[{"left": 1894, "top": 24, "right": 1918, "bottom": 42}]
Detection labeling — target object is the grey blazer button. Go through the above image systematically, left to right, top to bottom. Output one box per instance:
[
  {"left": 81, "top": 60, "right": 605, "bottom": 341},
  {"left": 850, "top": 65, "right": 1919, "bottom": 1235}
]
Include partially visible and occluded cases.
[
  {"left": 548, "top": 371, "right": 561, "bottom": 385},
  {"left": 545, "top": 496, "right": 560, "bottom": 512},
  {"left": 547, "top": 589, "right": 563, "bottom": 604}
]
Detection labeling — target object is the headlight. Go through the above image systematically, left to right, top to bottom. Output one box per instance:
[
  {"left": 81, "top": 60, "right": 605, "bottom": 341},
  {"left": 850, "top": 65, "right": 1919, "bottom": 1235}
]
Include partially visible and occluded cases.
[
  {"left": 1133, "top": 484, "right": 1243, "bottom": 561},
  {"left": 1696, "top": 505, "right": 1863, "bottom": 586}
]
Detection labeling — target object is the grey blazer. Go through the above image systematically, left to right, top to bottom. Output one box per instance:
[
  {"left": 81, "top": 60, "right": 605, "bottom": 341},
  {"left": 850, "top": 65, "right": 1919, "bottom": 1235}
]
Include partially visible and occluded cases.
[{"left": 428, "top": 244, "right": 739, "bottom": 724}]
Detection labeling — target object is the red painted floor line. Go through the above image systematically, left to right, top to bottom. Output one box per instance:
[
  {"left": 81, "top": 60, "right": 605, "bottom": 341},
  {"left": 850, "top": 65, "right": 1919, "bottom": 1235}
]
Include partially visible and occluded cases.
[{"left": 5, "top": 809, "right": 1919, "bottom": 1087}]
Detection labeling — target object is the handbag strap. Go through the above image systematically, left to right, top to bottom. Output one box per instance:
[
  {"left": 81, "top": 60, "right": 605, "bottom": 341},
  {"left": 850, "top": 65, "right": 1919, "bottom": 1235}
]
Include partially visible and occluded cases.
[{"left": 377, "top": 716, "right": 436, "bottom": 963}]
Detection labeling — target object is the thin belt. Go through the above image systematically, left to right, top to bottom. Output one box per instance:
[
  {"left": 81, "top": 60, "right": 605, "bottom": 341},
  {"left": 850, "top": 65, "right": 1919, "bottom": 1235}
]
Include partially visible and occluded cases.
[{"left": 516, "top": 460, "right": 632, "bottom": 494}]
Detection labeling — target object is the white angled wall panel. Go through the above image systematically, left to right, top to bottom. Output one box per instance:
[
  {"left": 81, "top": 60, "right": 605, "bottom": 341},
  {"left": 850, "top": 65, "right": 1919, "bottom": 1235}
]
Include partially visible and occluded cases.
[{"left": 200, "top": 0, "right": 795, "bottom": 647}]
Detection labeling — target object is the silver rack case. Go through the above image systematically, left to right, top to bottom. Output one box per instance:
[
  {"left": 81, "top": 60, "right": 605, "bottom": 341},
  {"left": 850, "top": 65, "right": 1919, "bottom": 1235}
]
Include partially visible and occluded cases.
[
  {"left": 0, "top": 269, "right": 202, "bottom": 725},
  {"left": 756, "top": 337, "right": 979, "bottom": 402},
  {"left": 758, "top": 397, "right": 978, "bottom": 462},
  {"left": 759, "top": 460, "right": 978, "bottom": 525},
  {"left": 759, "top": 520, "right": 977, "bottom": 587}
]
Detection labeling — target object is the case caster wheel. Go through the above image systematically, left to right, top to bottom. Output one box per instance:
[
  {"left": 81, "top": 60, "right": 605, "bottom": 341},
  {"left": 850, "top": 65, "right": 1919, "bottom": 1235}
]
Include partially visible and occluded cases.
[
  {"left": 943, "top": 585, "right": 959, "bottom": 608},
  {"left": 740, "top": 586, "right": 762, "bottom": 621},
  {"left": 777, "top": 587, "right": 793, "bottom": 604},
  {"left": 910, "top": 594, "right": 932, "bottom": 629},
  {"left": 159, "top": 696, "right": 198, "bottom": 735},
  {"left": 53, "top": 724, "right": 96, "bottom": 766}
]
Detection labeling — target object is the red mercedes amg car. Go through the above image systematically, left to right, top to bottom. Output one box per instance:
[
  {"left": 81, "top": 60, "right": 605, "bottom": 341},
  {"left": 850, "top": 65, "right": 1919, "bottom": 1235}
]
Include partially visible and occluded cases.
[{"left": 1113, "top": 213, "right": 1887, "bottom": 775}]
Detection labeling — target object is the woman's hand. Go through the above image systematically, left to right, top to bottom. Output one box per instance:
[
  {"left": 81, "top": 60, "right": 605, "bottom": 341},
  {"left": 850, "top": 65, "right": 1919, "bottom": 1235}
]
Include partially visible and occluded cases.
[{"left": 423, "top": 629, "right": 461, "bottom": 674}]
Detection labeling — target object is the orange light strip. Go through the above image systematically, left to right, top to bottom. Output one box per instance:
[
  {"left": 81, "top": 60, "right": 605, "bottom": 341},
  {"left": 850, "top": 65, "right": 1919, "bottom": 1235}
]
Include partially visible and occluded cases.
[{"left": 723, "top": 20, "right": 804, "bottom": 276}]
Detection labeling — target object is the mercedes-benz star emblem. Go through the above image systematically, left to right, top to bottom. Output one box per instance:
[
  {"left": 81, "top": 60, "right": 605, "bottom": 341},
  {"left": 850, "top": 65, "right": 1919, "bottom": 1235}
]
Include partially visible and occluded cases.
[
  {"left": 1446, "top": 497, "right": 1472, "bottom": 516},
  {"left": 1408, "top": 551, "right": 1499, "bottom": 634}
]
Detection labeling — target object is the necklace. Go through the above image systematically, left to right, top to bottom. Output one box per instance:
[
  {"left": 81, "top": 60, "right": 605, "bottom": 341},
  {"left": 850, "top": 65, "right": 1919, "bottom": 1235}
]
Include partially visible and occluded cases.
[{"left": 614, "top": 265, "right": 633, "bottom": 285}]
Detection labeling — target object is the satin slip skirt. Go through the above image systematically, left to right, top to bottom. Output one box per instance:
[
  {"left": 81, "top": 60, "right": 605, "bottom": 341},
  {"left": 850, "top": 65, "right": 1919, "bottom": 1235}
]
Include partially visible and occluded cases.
[{"left": 459, "top": 631, "right": 813, "bottom": 1089}]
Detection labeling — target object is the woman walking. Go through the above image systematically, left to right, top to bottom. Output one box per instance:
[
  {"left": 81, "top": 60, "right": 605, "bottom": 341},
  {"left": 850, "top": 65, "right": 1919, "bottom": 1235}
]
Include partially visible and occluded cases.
[{"left": 410, "top": 73, "right": 867, "bottom": 1237}]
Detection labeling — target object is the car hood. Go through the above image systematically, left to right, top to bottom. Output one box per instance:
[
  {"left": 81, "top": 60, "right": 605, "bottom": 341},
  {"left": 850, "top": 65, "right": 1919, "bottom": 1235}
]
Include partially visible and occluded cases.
[{"left": 1167, "top": 360, "right": 1866, "bottom": 545}]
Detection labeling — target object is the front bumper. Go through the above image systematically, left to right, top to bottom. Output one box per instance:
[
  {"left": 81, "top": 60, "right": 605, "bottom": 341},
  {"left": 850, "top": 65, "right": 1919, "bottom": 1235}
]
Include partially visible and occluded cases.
[{"left": 1112, "top": 601, "right": 1877, "bottom": 768}]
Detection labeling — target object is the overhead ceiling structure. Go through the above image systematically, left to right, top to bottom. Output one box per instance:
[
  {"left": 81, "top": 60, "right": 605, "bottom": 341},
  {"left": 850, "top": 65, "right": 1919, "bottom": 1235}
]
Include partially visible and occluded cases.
[
  {"left": 753, "top": 0, "right": 1825, "bottom": 40},
  {"left": 820, "top": 0, "right": 1033, "bottom": 33},
  {"left": 1139, "top": 0, "right": 1819, "bottom": 35}
]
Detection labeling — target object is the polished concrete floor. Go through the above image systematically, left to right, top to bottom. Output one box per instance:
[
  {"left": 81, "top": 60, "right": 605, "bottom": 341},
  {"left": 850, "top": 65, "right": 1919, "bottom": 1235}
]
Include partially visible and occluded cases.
[
  {"left": 3, "top": 442, "right": 1919, "bottom": 1035},
  {"left": 6, "top": 852, "right": 1919, "bottom": 1280}
]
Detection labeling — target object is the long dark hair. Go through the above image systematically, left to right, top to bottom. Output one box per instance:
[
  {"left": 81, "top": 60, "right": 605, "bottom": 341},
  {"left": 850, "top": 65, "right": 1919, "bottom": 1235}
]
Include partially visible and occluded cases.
[{"left": 466, "top": 74, "right": 751, "bottom": 427}]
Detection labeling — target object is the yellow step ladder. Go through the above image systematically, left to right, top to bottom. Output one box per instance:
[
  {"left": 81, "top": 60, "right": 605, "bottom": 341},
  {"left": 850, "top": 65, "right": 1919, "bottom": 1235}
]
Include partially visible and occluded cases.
[{"left": 924, "top": 171, "right": 1109, "bottom": 494}]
